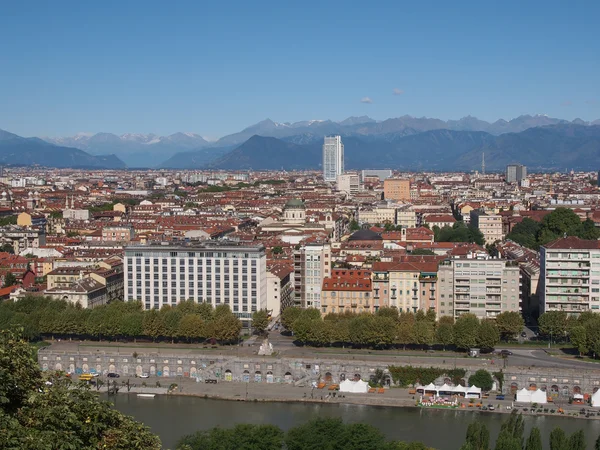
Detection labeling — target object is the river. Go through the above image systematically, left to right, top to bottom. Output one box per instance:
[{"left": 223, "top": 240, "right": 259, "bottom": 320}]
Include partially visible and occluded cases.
[{"left": 106, "top": 394, "right": 600, "bottom": 450}]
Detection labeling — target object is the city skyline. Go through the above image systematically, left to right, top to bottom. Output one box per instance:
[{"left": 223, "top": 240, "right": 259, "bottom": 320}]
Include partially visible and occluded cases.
[{"left": 1, "top": 1, "right": 598, "bottom": 138}]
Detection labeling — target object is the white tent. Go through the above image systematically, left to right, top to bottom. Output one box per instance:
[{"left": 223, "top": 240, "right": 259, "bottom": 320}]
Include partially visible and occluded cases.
[
  {"left": 339, "top": 379, "right": 369, "bottom": 394},
  {"left": 423, "top": 383, "right": 437, "bottom": 393},
  {"left": 438, "top": 383, "right": 454, "bottom": 395},
  {"left": 453, "top": 385, "right": 469, "bottom": 396},
  {"left": 466, "top": 386, "right": 482, "bottom": 399},
  {"left": 516, "top": 388, "right": 531, "bottom": 403},
  {"left": 530, "top": 389, "right": 548, "bottom": 404},
  {"left": 592, "top": 390, "right": 600, "bottom": 407}
]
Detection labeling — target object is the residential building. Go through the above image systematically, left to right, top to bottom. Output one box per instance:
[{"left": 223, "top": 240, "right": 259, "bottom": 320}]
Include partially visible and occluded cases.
[
  {"left": 323, "top": 135, "right": 344, "bottom": 182},
  {"left": 506, "top": 164, "right": 527, "bottom": 183},
  {"left": 336, "top": 173, "right": 360, "bottom": 197},
  {"left": 383, "top": 179, "right": 410, "bottom": 201},
  {"left": 396, "top": 205, "right": 417, "bottom": 228},
  {"left": 63, "top": 209, "right": 91, "bottom": 221},
  {"left": 470, "top": 209, "right": 503, "bottom": 244},
  {"left": 17, "top": 212, "right": 46, "bottom": 228},
  {"left": 0, "top": 225, "right": 45, "bottom": 254},
  {"left": 102, "top": 225, "right": 134, "bottom": 243},
  {"left": 540, "top": 237, "right": 600, "bottom": 315},
  {"left": 124, "top": 241, "right": 267, "bottom": 325},
  {"left": 293, "top": 241, "right": 331, "bottom": 308},
  {"left": 437, "top": 258, "right": 521, "bottom": 319},
  {"left": 266, "top": 263, "right": 294, "bottom": 318},
  {"left": 46, "top": 267, "right": 85, "bottom": 290},
  {"left": 89, "top": 268, "right": 124, "bottom": 303},
  {"left": 321, "top": 269, "right": 372, "bottom": 315},
  {"left": 46, "top": 278, "right": 107, "bottom": 309}
]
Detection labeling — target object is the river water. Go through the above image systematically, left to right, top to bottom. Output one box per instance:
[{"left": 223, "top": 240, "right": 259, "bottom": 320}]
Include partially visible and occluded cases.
[{"left": 106, "top": 394, "right": 600, "bottom": 450}]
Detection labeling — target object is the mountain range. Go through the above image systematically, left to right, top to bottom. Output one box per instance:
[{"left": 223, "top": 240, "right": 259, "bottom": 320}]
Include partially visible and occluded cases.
[
  {"left": 2, "top": 113, "right": 600, "bottom": 170},
  {"left": 0, "top": 129, "right": 125, "bottom": 169}
]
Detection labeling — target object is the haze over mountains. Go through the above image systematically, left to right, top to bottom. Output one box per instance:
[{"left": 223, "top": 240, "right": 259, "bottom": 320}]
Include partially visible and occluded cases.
[{"left": 1, "top": 113, "right": 600, "bottom": 170}]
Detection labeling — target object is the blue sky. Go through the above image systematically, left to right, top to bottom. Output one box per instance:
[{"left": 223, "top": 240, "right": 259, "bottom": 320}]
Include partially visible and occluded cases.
[{"left": 1, "top": 0, "right": 598, "bottom": 139}]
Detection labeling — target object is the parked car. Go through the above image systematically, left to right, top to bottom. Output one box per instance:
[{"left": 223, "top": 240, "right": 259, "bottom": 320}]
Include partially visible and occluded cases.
[
  {"left": 521, "top": 332, "right": 527, "bottom": 338},
  {"left": 499, "top": 350, "right": 513, "bottom": 356},
  {"left": 107, "top": 373, "right": 120, "bottom": 378},
  {"left": 139, "top": 373, "right": 149, "bottom": 378},
  {"left": 205, "top": 379, "right": 218, "bottom": 384},
  {"left": 496, "top": 394, "right": 505, "bottom": 400},
  {"left": 488, "top": 404, "right": 495, "bottom": 410}
]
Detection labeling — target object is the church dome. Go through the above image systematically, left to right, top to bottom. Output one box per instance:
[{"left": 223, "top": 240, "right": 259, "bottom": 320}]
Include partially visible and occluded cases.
[
  {"left": 285, "top": 198, "right": 305, "bottom": 209},
  {"left": 348, "top": 229, "right": 383, "bottom": 241}
]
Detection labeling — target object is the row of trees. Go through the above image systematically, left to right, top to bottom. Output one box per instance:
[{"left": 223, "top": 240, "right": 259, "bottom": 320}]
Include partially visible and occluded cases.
[
  {"left": 506, "top": 207, "right": 600, "bottom": 250},
  {"left": 433, "top": 221, "right": 485, "bottom": 245},
  {"left": 0, "top": 296, "right": 243, "bottom": 343},
  {"left": 281, "top": 307, "right": 524, "bottom": 350},
  {"left": 537, "top": 310, "right": 600, "bottom": 357},
  {"left": 0, "top": 329, "right": 161, "bottom": 449},
  {"left": 460, "top": 410, "right": 594, "bottom": 450},
  {"left": 176, "top": 411, "right": 598, "bottom": 450},
  {"left": 177, "top": 417, "right": 430, "bottom": 450}
]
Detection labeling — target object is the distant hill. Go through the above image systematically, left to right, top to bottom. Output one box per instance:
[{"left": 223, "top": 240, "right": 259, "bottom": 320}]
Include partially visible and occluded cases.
[
  {"left": 162, "top": 124, "right": 600, "bottom": 171},
  {"left": 0, "top": 129, "right": 126, "bottom": 169},
  {"left": 160, "top": 145, "right": 233, "bottom": 169}
]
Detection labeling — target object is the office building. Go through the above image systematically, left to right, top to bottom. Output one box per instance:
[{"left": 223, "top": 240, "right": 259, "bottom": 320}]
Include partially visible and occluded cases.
[
  {"left": 323, "top": 136, "right": 344, "bottom": 182},
  {"left": 506, "top": 164, "right": 527, "bottom": 183},
  {"left": 361, "top": 169, "right": 393, "bottom": 181},
  {"left": 383, "top": 179, "right": 410, "bottom": 201},
  {"left": 470, "top": 209, "right": 503, "bottom": 244},
  {"left": 540, "top": 237, "right": 600, "bottom": 315},
  {"left": 124, "top": 242, "right": 267, "bottom": 325},
  {"left": 437, "top": 258, "right": 521, "bottom": 319}
]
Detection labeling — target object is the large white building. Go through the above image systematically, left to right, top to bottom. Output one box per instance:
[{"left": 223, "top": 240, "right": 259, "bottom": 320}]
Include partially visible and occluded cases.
[
  {"left": 323, "top": 135, "right": 344, "bottom": 182},
  {"left": 336, "top": 173, "right": 360, "bottom": 197},
  {"left": 540, "top": 237, "right": 600, "bottom": 316},
  {"left": 293, "top": 241, "right": 331, "bottom": 308},
  {"left": 124, "top": 242, "right": 267, "bottom": 325}
]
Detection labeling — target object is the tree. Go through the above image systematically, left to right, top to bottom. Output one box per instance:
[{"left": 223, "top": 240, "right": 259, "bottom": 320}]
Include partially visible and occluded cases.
[
  {"left": 349, "top": 220, "right": 360, "bottom": 231},
  {"left": 0, "top": 243, "right": 14, "bottom": 254},
  {"left": 271, "top": 246, "right": 284, "bottom": 255},
  {"left": 2, "top": 272, "right": 17, "bottom": 288},
  {"left": 281, "top": 307, "right": 301, "bottom": 332},
  {"left": 142, "top": 309, "right": 167, "bottom": 341},
  {"left": 251, "top": 309, "right": 269, "bottom": 335},
  {"left": 539, "top": 311, "right": 568, "bottom": 341},
  {"left": 495, "top": 312, "right": 524, "bottom": 341},
  {"left": 211, "top": 314, "right": 242, "bottom": 343},
  {"left": 453, "top": 314, "right": 480, "bottom": 350},
  {"left": 178, "top": 315, "right": 205, "bottom": 342},
  {"left": 413, "top": 320, "right": 434, "bottom": 349},
  {"left": 476, "top": 320, "right": 500, "bottom": 350},
  {"left": 435, "top": 321, "right": 454, "bottom": 350},
  {"left": 569, "top": 326, "right": 588, "bottom": 356},
  {"left": 0, "top": 329, "right": 161, "bottom": 449},
  {"left": 468, "top": 369, "right": 493, "bottom": 391},
  {"left": 493, "top": 370, "right": 505, "bottom": 393},
  {"left": 495, "top": 411, "right": 525, "bottom": 450},
  {"left": 461, "top": 422, "right": 489, "bottom": 450},
  {"left": 177, "top": 424, "right": 284, "bottom": 450},
  {"left": 525, "top": 427, "right": 543, "bottom": 450},
  {"left": 550, "top": 427, "right": 567, "bottom": 450},
  {"left": 568, "top": 430, "right": 586, "bottom": 450}
]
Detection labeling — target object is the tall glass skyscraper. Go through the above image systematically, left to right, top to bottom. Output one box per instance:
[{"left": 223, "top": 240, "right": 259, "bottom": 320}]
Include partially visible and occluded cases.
[{"left": 322, "top": 135, "right": 344, "bottom": 182}]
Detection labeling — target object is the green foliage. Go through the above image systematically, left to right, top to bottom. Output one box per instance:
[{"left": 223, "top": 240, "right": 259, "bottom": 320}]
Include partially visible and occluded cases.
[
  {"left": 506, "top": 208, "right": 600, "bottom": 250},
  {"left": 0, "top": 215, "right": 17, "bottom": 226},
  {"left": 349, "top": 220, "right": 360, "bottom": 231},
  {"left": 435, "top": 221, "right": 485, "bottom": 245},
  {"left": 271, "top": 245, "right": 284, "bottom": 255},
  {"left": 410, "top": 249, "right": 436, "bottom": 256},
  {"left": 2, "top": 272, "right": 17, "bottom": 288},
  {"left": 280, "top": 306, "right": 301, "bottom": 331},
  {"left": 251, "top": 309, "right": 269, "bottom": 334},
  {"left": 495, "top": 311, "right": 524, "bottom": 341},
  {"left": 538, "top": 311, "right": 568, "bottom": 340},
  {"left": 453, "top": 314, "right": 480, "bottom": 350},
  {"left": 477, "top": 320, "right": 500, "bottom": 350},
  {"left": 0, "top": 330, "right": 160, "bottom": 449},
  {"left": 388, "top": 365, "right": 445, "bottom": 387},
  {"left": 446, "top": 368, "right": 467, "bottom": 386},
  {"left": 467, "top": 369, "right": 493, "bottom": 391},
  {"left": 493, "top": 370, "right": 504, "bottom": 392},
  {"left": 495, "top": 411, "right": 525, "bottom": 450},
  {"left": 461, "top": 421, "right": 489, "bottom": 450},
  {"left": 177, "top": 424, "right": 284, "bottom": 450},
  {"left": 525, "top": 427, "right": 543, "bottom": 450},
  {"left": 550, "top": 427, "right": 567, "bottom": 450},
  {"left": 568, "top": 430, "right": 586, "bottom": 450}
]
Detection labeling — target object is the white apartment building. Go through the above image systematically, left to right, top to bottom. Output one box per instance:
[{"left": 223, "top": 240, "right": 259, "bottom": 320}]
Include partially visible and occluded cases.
[
  {"left": 323, "top": 136, "right": 344, "bottom": 182},
  {"left": 336, "top": 173, "right": 360, "bottom": 197},
  {"left": 470, "top": 209, "right": 503, "bottom": 244},
  {"left": 540, "top": 237, "right": 600, "bottom": 315},
  {"left": 124, "top": 242, "right": 267, "bottom": 325},
  {"left": 293, "top": 242, "right": 331, "bottom": 308},
  {"left": 437, "top": 257, "right": 521, "bottom": 319}
]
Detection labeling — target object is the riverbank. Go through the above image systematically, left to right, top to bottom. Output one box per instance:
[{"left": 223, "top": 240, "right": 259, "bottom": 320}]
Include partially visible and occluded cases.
[{"left": 123, "top": 378, "right": 599, "bottom": 421}]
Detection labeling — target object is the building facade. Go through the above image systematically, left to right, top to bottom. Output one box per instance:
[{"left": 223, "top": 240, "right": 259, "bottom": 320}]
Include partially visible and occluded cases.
[
  {"left": 322, "top": 135, "right": 344, "bottom": 182},
  {"left": 506, "top": 164, "right": 527, "bottom": 183},
  {"left": 336, "top": 173, "right": 360, "bottom": 197},
  {"left": 383, "top": 179, "right": 410, "bottom": 201},
  {"left": 470, "top": 210, "right": 503, "bottom": 244},
  {"left": 540, "top": 237, "right": 600, "bottom": 316},
  {"left": 124, "top": 242, "right": 267, "bottom": 325},
  {"left": 293, "top": 242, "right": 331, "bottom": 308},
  {"left": 437, "top": 258, "right": 521, "bottom": 319},
  {"left": 321, "top": 269, "right": 372, "bottom": 315}
]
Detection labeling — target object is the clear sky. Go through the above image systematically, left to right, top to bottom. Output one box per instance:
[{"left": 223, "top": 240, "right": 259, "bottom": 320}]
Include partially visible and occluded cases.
[{"left": 1, "top": 0, "right": 598, "bottom": 139}]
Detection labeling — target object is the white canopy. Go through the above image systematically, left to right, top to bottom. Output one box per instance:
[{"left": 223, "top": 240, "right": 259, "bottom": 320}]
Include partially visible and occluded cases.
[
  {"left": 339, "top": 379, "right": 369, "bottom": 394},
  {"left": 423, "top": 383, "right": 437, "bottom": 392},
  {"left": 438, "top": 383, "right": 453, "bottom": 393},
  {"left": 453, "top": 385, "right": 469, "bottom": 395},
  {"left": 466, "top": 385, "right": 482, "bottom": 399},
  {"left": 516, "top": 388, "right": 547, "bottom": 404},
  {"left": 516, "top": 388, "right": 531, "bottom": 403},
  {"left": 592, "top": 390, "right": 600, "bottom": 408},
  {"left": 573, "top": 393, "right": 584, "bottom": 400}
]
